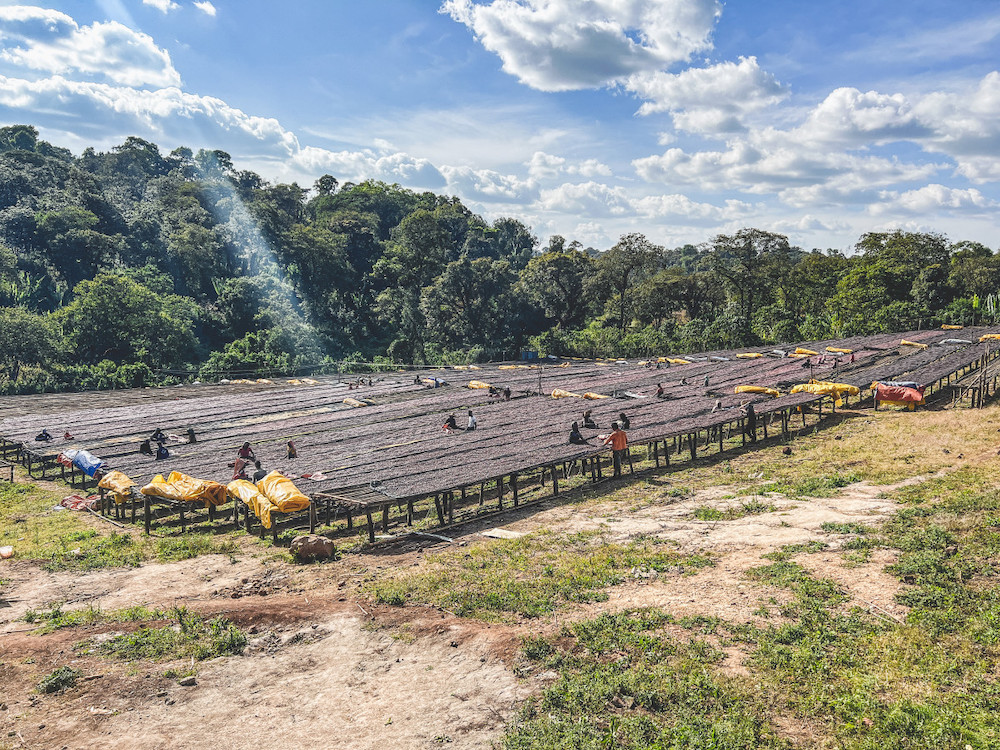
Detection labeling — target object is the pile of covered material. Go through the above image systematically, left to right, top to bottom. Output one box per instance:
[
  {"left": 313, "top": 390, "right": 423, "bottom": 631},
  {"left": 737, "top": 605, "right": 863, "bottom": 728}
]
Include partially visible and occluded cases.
[
  {"left": 788, "top": 347, "right": 819, "bottom": 358},
  {"left": 790, "top": 379, "right": 860, "bottom": 407},
  {"left": 467, "top": 380, "right": 492, "bottom": 389},
  {"left": 872, "top": 381, "right": 926, "bottom": 409},
  {"left": 734, "top": 385, "right": 781, "bottom": 397},
  {"left": 551, "top": 388, "right": 609, "bottom": 400},
  {"left": 56, "top": 449, "right": 106, "bottom": 478},
  {"left": 98, "top": 470, "right": 136, "bottom": 505},
  {"left": 141, "top": 471, "right": 228, "bottom": 507},
  {"left": 227, "top": 471, "right": 310, "bottom": 529}
]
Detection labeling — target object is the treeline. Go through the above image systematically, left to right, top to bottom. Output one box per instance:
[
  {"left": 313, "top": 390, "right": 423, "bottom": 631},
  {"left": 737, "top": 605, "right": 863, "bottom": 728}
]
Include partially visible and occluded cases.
[{"left": 0, "top": 124, "right": 997, "bottom": 394}]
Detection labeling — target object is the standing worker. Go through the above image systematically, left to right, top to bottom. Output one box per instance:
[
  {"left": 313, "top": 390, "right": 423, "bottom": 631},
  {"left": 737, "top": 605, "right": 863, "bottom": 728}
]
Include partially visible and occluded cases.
[
  {"left": 740, "top": 400, "right": 757, "bottom": 443},
  {"left": 466, "top": 410, "right": 477, "bottom": 431},
  {"left": 603, "top": 422, "right": 628, "bottom": 477}
]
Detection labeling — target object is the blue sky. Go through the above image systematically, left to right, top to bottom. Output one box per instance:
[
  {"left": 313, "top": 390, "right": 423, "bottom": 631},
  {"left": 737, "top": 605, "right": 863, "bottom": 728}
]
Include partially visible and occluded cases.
[{"left": 1, "top": 1, "right": 998, "bottom": 252}]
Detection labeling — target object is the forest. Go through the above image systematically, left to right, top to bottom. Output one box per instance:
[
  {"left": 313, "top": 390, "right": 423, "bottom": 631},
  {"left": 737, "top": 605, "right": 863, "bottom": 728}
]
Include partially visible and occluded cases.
[{"left": 0, "top": 123, "right": 998, "bottom": 394}]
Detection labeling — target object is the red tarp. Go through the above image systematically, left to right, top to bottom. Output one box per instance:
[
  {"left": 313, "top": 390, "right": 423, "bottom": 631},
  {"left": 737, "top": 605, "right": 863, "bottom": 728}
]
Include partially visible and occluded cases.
[{"left": 875, "top": 384, "right": 925, "bottom": 403}]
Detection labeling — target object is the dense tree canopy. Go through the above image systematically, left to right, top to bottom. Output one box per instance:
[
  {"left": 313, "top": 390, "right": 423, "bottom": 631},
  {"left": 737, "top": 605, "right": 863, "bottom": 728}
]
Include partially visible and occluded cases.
[{"left": 0, "top": 124, "right": 997, "bottom": 394}]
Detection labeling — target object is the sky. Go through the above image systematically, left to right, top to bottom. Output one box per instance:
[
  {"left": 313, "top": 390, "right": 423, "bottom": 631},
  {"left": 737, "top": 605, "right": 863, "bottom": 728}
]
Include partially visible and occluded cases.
[{"left": 0, "top": 1, "right": 999, "bottom": 253}]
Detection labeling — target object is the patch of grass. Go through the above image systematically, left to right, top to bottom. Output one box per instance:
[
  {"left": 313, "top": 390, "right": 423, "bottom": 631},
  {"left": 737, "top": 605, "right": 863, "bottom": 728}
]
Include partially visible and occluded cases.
[
  {"left": 759, "top": 471, "right": 862, "bottom": 498},
  {"left": 692, "top": 498, "right": 776, "bottom": 522},
  {"left": 821, "top": 521, "right": 875, "bottom": 535},
  {"left": 366, "top": 530, "right": 713, "bottom": 621},
  {"left": 762, "top": 541, "right": 829, "bottom": 562},
  {"left": 23, "top": 603, "right": 167, "bottom": 634},
  {"left": 81, "top": 606, "right": 246, "bottom": 662},
  {"left": 503, "top": 608, "right": 789, "bottom": 749},
  {"left": 37, "top": 666, "right": 82, "bottom": 694}
]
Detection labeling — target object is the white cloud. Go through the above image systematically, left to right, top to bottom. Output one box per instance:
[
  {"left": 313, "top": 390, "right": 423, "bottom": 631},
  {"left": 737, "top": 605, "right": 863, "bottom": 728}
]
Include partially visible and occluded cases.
[
  {"left": 142, "top": 0, "right": 179, "bottom": 13},
  {"left": 440, "top": 0, "right": 720, "bottom": 92},
  {"left": 193, "top": 1, "right": 217, "bottom": 17},
  {"left": 0, "top": 9, "right": 180, "bottom": 87},
  {"left": 629, "top": 57, "right": 786, "bottom": 133},
  {"left": 527, "top": 150, "right": 612, "bottom": 181},
  {"left": 440, "top": 164, "right": 535, "bottom": 201},
  {"left": 537, "top": 181, "right": 632, "bottom": 216},
  {"left": 870, "top": 184, "right": 998, "bottom": 215},
  {"left": 633, "top": 193, "right": 753, "bottom": 222}
]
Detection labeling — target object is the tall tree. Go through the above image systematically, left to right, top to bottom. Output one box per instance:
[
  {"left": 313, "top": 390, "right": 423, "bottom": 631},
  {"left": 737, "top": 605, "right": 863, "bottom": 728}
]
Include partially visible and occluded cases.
[{"left": 592, "top": 233, "right": 662, "bottom": 334}]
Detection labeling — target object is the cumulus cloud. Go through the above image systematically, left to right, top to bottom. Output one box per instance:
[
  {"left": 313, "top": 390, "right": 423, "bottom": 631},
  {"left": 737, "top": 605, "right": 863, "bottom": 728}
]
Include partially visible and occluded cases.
[
  {"left": 142, "top": 0, "right": 179, "bottom": 13},
  {"left": 440, "top": 0, "right": 720, "bottom": 91},
  {"left": 193, "top": 1, "right": 217, "bottom": 17},
  {"left": 0, "top": 7, "right": 180, "bottom": 87},
  {"left": 629, "top": 57, "right": 786, "bottom": 133},
  {"left": 527, "top": 151, "right": 612, "bottom": 181},
  {"left": 440, "top": 164, "right": 535, "bottom": 202},
  {"left": 537, "top": 181, "right": 632, "bottom": 216},
  {"left": 870, "top": 184, "right": 999, "bottom": 215},
  {"left": 633, "top": 193, "right": 754, "bottom": 222}
]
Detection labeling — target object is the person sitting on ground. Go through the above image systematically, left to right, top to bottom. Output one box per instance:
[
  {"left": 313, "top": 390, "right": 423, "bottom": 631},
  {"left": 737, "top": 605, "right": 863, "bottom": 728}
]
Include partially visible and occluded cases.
[
  {"left": 414, "top": 374, "right": 421, "bottom": 385},
  {"left": 680, "top": 377, "right": 688, "bottom": 386},
  {"left": 655, "top": 383, "right": 664, "bottom": 398},
  {"left": 503, "top": 386, "right": 511, "bottom": 401},
  {"left": 582, "top": 409, "right": 598, "bottom": 429},
  {"left": 467, "top": 410, "right": 477, "bottom": 431},
  {"left": 618, "top": 412, "right": 631, "bottom": 430},
  {"left": 442, "top": 414, "right": 459, "bottom": 432},
  {"left": 569, "top": 421, "right": 589, "bottom": 445},
  {"left": 603, "top": 422, "right": 628, "bottom": 477},
  {"left": 150, "top": 427, "right": 166, "bottom": 443},
  {"left": 186, "top": 427, "right": 197, "bottom": 444},
  {"left": 34, "top": 429, "right": 52, "bottom": 442},
  {"left": 63, "top": 431, "right": 73, "bottom": 440},
  {"left": 139, "top": 439, "right": 153, "bottom": 455},
  {"left": 286, "top": 440, "right": 297, "bottom": 459},
  {"left": 237, "top": 441, "right": 255, "bottom": 461},
  {"left": 155, "top": 442, "right": 170, "bottom": 460},
  {"left": 251, "top": 460, "right": 267, "bottom": 483}
]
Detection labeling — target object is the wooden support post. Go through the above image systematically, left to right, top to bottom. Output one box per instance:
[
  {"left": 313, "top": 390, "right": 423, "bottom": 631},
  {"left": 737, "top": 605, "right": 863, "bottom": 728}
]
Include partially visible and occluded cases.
[
  {"left": 802, "top": 407, "right": 807, "bottom": 426},
  {"left": 741, "top": 418, "right": 746, "bottom": 446},
  {"left": 762, "top": 418, "right": 768, "bottom": 440},
  {"left": 718, "top": 426, "right": 723, "bottom": 452},
  {"left": 689, "top": 432, "right": 696, "bottom": 461},
  {"left": 653, "top": 441, "right": 660, "bottom": 467},
  {"left": 664, "top": 441, "right": 669, "bottom": 467},
  {"left": 626, "top": 448, "right": 634, "bottom": 474},
  {"left": 596, "top": 456, "right": 603, "bottom": 479},
  {"left": 551, "top": 465, "right": 559, "bottom": 496},
  {"left": 511, "top": 473, "right": 519, "bottom": 508},
  {"left": 479, "top": 482, "right": 485, "bottom": 506},
  {"left": 447, "top": 491, "right": 454, "bottom": 524},
  {"left": 433, "top": 494, "right": 445, "bottom": 524},
  {"left": 144, "top": 495, "right": 151, "bottom": 535},
  {"left": 131, "top": 496, "right": 138, "bottom": 524},
  {"left": 406, "top": 499, "right": 414, "bottom": 526},
  {"left": 310, "top": 501, "right": 317, "bottom": 533},
  {"left": 179, "top": 506, "right": 186, "bottom": 533},
  {"left": 346, "top": 510, "right": 353, "bottom": 530},
  {"left": 365, "top": 512, "right": 375, "bottom": 543}
]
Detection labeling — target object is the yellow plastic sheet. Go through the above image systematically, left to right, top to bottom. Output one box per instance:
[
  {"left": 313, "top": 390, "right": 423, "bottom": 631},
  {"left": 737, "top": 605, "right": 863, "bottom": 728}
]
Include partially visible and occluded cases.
[
  {"left": 942, "top": 324, "right": 964, "bottom": 330},
  {"left": 979, "top": 334, "right": 1000, "bottom": 342},
  {"left": 900, "top": 339, "right": 928, "bottom": 349},
  {"left": 826, "top": 346, "right": 853, "bottom": 354},
  {"left": 794, "top": 347, "right": 819, "bottom": 356},
  {"left": 735, "top": 353, "right": 763, "bottom": 359},
  {"left": 666, "top": 358, "right": 691, "bottom": 365},
  {"left": 789, "top": 379, "right": 860, "bottom": 407},
  {"left": 467, "top": 380, "right": 493, "bottom": 389},
  {"left": 734, "top": 385, "right": 781, "bottom": 397},
  {"left": 551, "top": 388, "right": 582, "bottom": 399},
  {"left": 583, "top": 392, "right": 609, "bottom": 400},
  {"left": 342, "top": 397, "right": 368, "bottom": 407},
  {"left": 98, "top": 470, "right": 135, "bottom": 505},
  {"left": 141, "top": 471, "right": 228, "bottom": 507},
  {"left": 256, "top": 471, "right": 310, "bottom": 515},
  {"left": 227, "top": 479, "right": 278, "bottom": 529}
]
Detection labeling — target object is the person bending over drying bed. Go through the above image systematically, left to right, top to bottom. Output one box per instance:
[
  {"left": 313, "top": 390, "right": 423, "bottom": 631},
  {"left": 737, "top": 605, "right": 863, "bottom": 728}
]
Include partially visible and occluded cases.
[
  {"left": 442, "top": 414, "right": 459, "bottom": 432},
  {"left": 569, "top": 422, "right": 589, "bottom": 445},
  {"left": 238, "top": 441, "right": 256, "bottom": 461}
]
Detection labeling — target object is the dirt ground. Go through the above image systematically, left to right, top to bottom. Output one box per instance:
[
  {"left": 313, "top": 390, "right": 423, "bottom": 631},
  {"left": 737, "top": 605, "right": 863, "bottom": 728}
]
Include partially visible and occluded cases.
[{"left": 0, "top": 463, "right": 925, "bottom": 750}]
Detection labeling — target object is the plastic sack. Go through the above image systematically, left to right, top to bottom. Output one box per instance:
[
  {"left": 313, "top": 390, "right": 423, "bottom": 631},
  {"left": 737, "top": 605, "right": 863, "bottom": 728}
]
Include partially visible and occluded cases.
[
  {"left": 941, "top": 324, "right": 964, "bottom": 330},
  {"left": 900, "top": 339, "right": 928, "bottom": 349},
  {"left": 826, "top": 346, "right": 853, "bottom": 354},
  {"left": 794, "top": 347, "right": 819, "bottom": 356},
  {"left": 735, "top": 353, "right": 763, "bottom": 359},
  {"left": 467, "top": 380, "right": 492, "bottom": 389},
  {"left": 790, "top": 380, "right": 860, "bottom": 407},
  {"left": 735, "top": 385, "right": 781, "bottom": 397},
  {"left": 551, "top": 388, "right": 582, "bottom": 399},
  {"left": 582, "top": 392, "right": 610, "bottom": 400},
  {"left": 342, "top": 397, "right": 368, "bottom": 407},
  {"left": 72, "top": 449, "right": 105, "bottom": 478},
  {"left": 98, "top": 470, "right": 135, "bottom": 505},
  {"left": 256, "top": 471, "right": 310, "bottom": 514}
]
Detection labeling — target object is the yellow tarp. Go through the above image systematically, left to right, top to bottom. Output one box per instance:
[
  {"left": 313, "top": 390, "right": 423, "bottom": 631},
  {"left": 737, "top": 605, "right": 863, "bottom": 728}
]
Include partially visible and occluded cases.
[
  {"left": 942, "top": 324, "right": 964, "bottom": 330},
  {"left": 979, "top": 334, "right": 1000, "bottom": 342},
  {"left": 900, "top": 339, "right": 928, "bottom": 349},
  {"left": 826, "top": 346, "right": 853, "bottom": 354},
  {"left": 794, "top": 347, "right": 819, "bottom": 356},
  {"left": 735, "top": 353, "right": 763, "bottom": 359},
  {"left": 666, "top": 358, "right": 691, "bottom": 365},
  {"left": 556, "top": 362, "right": 570, "bottom": 368},
  {"left": 499, "top": 364, "right": 535, "bottom": 370},
  {"left": 789, "top": 379, "right": 860, "bottom": 407},
  {"left": 467, "top": 380, "right": 493, "bottom": 389},
  {"left": 735, "top": 385, "right": 781, "bottom": 397},
  {"left": 552, "top": 388, "right": 582, "bottom": 399},
  {"left": 583, "top": 392, "right": 609, "bottom": 400},
  {"left": 343, "top": 397, "right": 368, "bottom": 407},
  {"left": 98, "top": 470, "right": 135, "bottom": 505},
  {"left": 141, "top": 471, "right": 228, "bottom": 507},
  {"left": 256, "top": 471, "right": 310, "bottom": 515},
  {"left": 227, "top": 479, "right": 278, "bottom": 529}
]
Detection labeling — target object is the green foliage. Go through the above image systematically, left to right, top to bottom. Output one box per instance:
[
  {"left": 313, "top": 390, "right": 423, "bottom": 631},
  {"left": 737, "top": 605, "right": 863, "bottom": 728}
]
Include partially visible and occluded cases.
[
  {"left": 88, "top": 607, "right": 247, "bottom": 662},
  {"left": 37, "top": 666, "right": 82, "bottom": 694}
]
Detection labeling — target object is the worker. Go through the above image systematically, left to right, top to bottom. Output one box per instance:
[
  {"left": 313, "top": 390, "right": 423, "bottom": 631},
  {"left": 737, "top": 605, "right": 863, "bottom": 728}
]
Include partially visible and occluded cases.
[
  {"left": 414, "top": 374, "right": 421, "bottom": 385},
  {"left": 703, "top": 374, "right": 710, "bottom": 387},
  {"left": 680, "top": 377, "right": 688, "bottom": 386},
  {"left": 655, "top": 383, "right": 664, "bottom": 398},
  {"left": 503, "top": 386, "right": 511, "bottom": 401},
  {"left": 711, "top": 398, "right": 723, "bottom": 413},
  {"left": 740, "top": 400, "right": 757, "bottom": 443},
  {"left": 467, "top": 410, "right": 477, "bottom": 431},
  {"left": 582, "top": 410, "right": 598, "bottom": 429},
  {"left": 618, "top": 412, "right": 631, "bottom": 430},
  {"left": 442, "top": 414, "right": 458, "bottom": 432},
  {"left": 569, "top": 422, "right": 588, "bottom": 445},
  {"left": 602, "top": 422, "right": 628, "bottom": 477},
  {"left": 150, "top": 427, "right": 166, "bottom": 443},
  {"left": 186, "top": 427, "right": 197, "bottom": 444},
  {"left": 34, "top": 429, "right": 52, "bottom": 442},
  {"left": 63, "top": 431, "right": 73, "bottom": 440},
  {"left": 139, "top": 439, "right": 153, "bottom": 455},
  {"left": 286, "top": 440, "right": 297, "bottom": 459},
  {"left": 237, "top": 442, "right": 255, "bottom": 461},
  {"left": 155, "top": 443, "right": 170, "bottom": 461},
  {"left": 232, "top": 457, "right": 248, "bottom": 480},
  {"left": 251, "top": 460, "right": 267, "bottom": 482}
]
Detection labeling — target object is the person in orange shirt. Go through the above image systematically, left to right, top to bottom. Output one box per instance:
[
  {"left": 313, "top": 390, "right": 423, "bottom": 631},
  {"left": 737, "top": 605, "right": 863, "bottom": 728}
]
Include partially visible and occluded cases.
[{"left": 603, "top": 422, "right": 628, "bottom": 477}]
